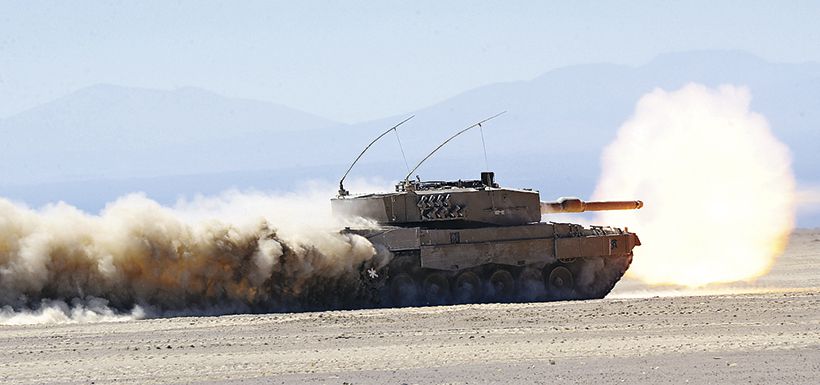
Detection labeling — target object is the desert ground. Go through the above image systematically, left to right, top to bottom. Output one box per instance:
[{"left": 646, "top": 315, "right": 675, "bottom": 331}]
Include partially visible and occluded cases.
[{"left": 1, "top": 230, "right": 818, "bottom": 385}]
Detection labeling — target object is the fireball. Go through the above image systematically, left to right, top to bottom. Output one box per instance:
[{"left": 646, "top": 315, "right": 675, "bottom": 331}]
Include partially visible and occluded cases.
[{"left": 593, "top": 84, "right": 795, "bottom": 287}]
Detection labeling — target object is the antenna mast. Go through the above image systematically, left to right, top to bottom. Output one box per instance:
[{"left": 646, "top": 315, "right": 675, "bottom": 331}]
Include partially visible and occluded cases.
[
  {"left": 403, "top": 111, "right": 506, "bottom": 182},
  {"left": 338, "top": 115, "right": 414, "bottom": 197}
]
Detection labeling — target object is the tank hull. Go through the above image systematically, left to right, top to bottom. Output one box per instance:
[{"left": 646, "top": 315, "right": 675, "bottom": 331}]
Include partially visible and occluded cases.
[{"left": 347, "top": 222, "right": 639, "bottom": 307}]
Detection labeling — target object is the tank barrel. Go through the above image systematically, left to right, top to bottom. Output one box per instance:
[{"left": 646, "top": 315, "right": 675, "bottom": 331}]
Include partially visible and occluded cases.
[{"left": 541, "top": 198, "right": 643, "bottom": 214}]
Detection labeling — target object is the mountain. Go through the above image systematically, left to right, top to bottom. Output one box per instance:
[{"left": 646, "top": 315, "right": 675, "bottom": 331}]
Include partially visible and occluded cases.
[
  {"left": 1, "top": 51, "right": 819, "bottom": 225},
  {"left": 0, "top": 84, "right": 339, "bottom": 183}
]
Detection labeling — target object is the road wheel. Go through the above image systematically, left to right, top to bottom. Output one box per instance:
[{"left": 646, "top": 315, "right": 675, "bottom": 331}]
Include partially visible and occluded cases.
[
  {"left": 547, "top": 266, "right": 575, "bottom": 300},
  {"left": 488, "top": 269, "right": 515, "bottom": 302},
  {"left": 453, "top": 271, "right": 482, "bottom": 304},
  {"left": 422, "top": 272, "right": 451, "bottom": 305},
  {"left": 390, "top": 273, "right": 419, "bottom": 307}
]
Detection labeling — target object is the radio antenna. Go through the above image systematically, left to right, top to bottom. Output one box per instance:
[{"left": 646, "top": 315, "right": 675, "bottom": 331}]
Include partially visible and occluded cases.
[
  {"left": 403, "top": 111, "right": 506, "bottom": 182},
  {"left": 338, "top": 115, "right": 414, "bottom": 197},
  {"left": 479, "top": 124, "right": 489, "bottom": 170},
  {"left": 394, "top": 128, "right": 410, "bottom": 174}
]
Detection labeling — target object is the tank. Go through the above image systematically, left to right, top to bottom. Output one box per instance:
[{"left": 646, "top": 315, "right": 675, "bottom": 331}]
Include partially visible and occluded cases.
[{"left": 332, "top": 171, "right": 642, "bottom": 306}]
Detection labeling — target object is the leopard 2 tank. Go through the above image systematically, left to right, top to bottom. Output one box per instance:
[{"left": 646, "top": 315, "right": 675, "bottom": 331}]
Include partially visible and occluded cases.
[
  {"left": 333, "top": 115, "right": 642, "bottom": 306},
  {"left": 333, "top": 172, "right": 641, "bottom": 306}
]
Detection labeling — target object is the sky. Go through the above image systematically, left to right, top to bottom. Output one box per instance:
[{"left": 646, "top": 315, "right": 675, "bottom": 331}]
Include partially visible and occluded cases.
[{"left": 1, "top": 1, "right": 819, "bottom": 123}]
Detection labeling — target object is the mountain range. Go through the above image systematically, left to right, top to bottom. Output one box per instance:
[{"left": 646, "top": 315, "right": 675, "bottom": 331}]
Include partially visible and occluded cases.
[{"left": 1, "top": 50, "right": 818, "bottom": 225}]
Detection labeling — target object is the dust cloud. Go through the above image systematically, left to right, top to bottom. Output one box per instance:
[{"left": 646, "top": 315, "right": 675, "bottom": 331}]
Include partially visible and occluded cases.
[
  {"left": 593, "top": 84, "right": 796, "bottom": 287},
  {"left": 0, "top": 186, "right": 383, "bottom": 325}
]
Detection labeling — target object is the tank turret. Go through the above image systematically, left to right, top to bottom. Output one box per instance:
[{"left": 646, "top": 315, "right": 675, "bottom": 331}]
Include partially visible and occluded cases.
[
  {"left": 332, "top": 172, "right": 540, "bottom": 227},
  {"left": 332, "top": 173, "right": 642, "bottom": 227}
]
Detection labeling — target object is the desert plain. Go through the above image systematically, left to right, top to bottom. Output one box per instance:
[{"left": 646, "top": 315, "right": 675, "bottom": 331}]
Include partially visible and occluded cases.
[{"left": 1, "top": 230, "right": 818, "bottom": 385}]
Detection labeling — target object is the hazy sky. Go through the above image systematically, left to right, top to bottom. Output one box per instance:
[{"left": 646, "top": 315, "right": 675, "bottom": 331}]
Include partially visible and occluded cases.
[{"left": 2, "top": 1, "right": 819, "bottom": 123}]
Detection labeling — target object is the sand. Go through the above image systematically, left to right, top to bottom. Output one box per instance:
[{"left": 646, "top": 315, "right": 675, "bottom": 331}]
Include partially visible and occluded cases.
[{"left": 1, "top": 230, "right": 818, "bottom": 384}]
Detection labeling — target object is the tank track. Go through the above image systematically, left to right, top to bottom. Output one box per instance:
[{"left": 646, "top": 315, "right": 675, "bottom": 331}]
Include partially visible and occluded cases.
[{"left": 366, "top": 252, "right": 633, "bottom": 307}]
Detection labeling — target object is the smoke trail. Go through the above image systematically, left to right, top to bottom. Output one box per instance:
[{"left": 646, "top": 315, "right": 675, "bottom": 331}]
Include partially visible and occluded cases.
[
  {"left": 593, "top": 84, "right": 796, "bottom": 287},
  {"left": 0, "top": 186, "right": 383, "bottom": 324}
]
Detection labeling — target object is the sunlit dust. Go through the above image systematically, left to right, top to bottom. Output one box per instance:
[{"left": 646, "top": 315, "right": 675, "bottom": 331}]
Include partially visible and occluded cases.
[
  {"left": 593, "top": 84, "right": 796, "bottom": 287},
  {"left": 0, "top": 182, "right": 388, "bottom": 325}
]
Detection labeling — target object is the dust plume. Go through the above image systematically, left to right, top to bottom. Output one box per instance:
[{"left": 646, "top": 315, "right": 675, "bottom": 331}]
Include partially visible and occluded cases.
[
  {"left": 593, "top": 84, "right": 796, "bottom": 287},
  {"left": 0, "top": 185, "right": 384, "bottom": 325},
  {"left": 0, "top": 298, "right": 145, "bottom": 325}
]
